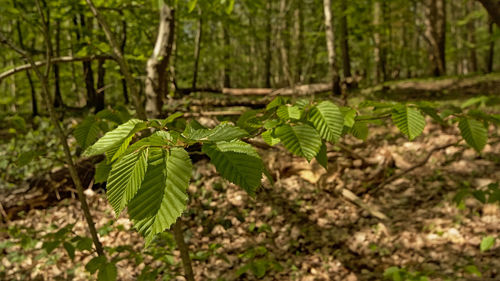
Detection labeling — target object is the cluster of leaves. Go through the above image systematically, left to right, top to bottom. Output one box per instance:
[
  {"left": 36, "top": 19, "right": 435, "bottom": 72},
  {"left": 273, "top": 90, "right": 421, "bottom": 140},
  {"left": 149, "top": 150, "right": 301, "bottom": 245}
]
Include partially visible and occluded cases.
[
  {"left": 77, "top": 97, "right": 499, "bottom": 245},
  {"left": 453, "top": 182, "right": 500, "bottom": 207},
  {"left": 235, "top": 245, "right": 282, "bottom": 278},
  {"left": 383, "top": 267, "right": 430, "bottom": 281}
]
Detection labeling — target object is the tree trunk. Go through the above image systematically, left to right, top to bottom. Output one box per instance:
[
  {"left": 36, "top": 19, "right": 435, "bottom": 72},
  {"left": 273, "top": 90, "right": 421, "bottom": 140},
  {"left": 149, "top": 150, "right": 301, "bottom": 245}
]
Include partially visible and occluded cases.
[
  {"left": 14, "top": 0, "right": 38, "bottom": 116},
  {"left": 85, "top": 0, "right": 147, "bottom": 119},
  {"left": 278, "top": 0, "right": 294, "bottom": 87},
  {"left": 293, "top": 0, "right": 304, "bottom": 83},
  {"left": 323, "top": 0, "right": 341, "bottom": 95},
  {"left": 339, "top": 0, "right": 352, "bottom": 86},
  {"left": 373, "top": 0, "right": 386, "bottom": 82},
  {"left": 424, "top": 0, "right": 446, "bottom": 76},
  {"left": 476, "top": 0, "right": 500, "bottom": 27},
  {"left": 264, "top": 1, "right": 272, "bottom": 88},
  {"left": 467, "top": 1, "right": 478, "bottom": 73},
  {"left": 145, "top": 3, "right": 175, "bottom": 118},
  {"left": 192, "top": 9, "right": 202, "bottom": 90},
  {"left": 119, "top": 10, "right": 129, "bottom": 104},
  {"left": 74, "top": 14, "right": 97, "bottom": 109},
  {"left": 487, "top": 17, "right": 495, "bottom": 73},
  {"left": 53, "top": 20, "right": 63, "bottom": 108},
  {"left": 223, "top": 25, "right": 231, "bottom": 88},
  {"left": 96, "top": 58, "right": 105, "bottom": 112}
]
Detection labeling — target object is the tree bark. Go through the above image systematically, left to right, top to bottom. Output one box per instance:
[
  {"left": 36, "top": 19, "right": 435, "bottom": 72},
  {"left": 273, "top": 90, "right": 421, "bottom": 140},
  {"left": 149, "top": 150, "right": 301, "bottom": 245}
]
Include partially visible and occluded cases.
[
  {"left": 13, "top": 0, "right": 38, "bottom": 116},
  {"left": 85, "top": 0, "right": 147, "bottom": 119},
  {"left": 278, "top": 0, "right": 294, "bottom": 87},
  {"left": 323, "top": 0, "right": 341, "bottom": 95},
  {"left": 339, "top": 0, "right": 352, "bottom": 85},
  {"left": 373, "top": 0, "right": 386, "bottom": 82},
  {"left": 424, "top": 0, "right": 446, "bottom": 76},
  {"left": 476, "top": 0, "right": 500, "bottom": 27},
  {"left": 264, "top": 1, "right": 272, "bottom": 88},
  {"left": 467, "top": 1, "right": 478, "bottom": 73},
  {"left": 145, "top": 3, "right": 175, "bottom": 118},
  {"left": 192, "top": 9, "right": 202, "bottom": 90},
  {"left": 119, "top": 10, "right": 129, "bottom": 104},
  {"left": 77, "top": 14, "right": 97, "bottom": 108},
  {"left": 487, "top": 17, "right": 495, "bottom": 73},
  {"left": 53, "top": 20, "right": 63, "bottom": 108},
  {"left": 223, "top": 24, "right": 231, "bottom": 88},
  {"left": 96, "top": 58, "right": 105, "bottom": 112},
  {"left": 172, "top": 221, "right": 195, "bottom": 281}
]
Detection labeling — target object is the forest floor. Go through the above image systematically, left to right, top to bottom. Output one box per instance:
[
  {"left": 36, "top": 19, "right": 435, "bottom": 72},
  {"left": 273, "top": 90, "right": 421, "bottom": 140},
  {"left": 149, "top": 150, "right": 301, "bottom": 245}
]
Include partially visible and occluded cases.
[{"left": 1, "top": 120, "right": 500, "bottom": 281}]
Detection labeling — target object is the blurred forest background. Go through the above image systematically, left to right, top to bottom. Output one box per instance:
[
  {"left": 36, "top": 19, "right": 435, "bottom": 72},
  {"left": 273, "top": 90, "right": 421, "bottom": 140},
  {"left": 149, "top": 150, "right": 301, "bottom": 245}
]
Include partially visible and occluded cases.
[{"left": 0, "top": 0, "right": 499, "bottom": 280}]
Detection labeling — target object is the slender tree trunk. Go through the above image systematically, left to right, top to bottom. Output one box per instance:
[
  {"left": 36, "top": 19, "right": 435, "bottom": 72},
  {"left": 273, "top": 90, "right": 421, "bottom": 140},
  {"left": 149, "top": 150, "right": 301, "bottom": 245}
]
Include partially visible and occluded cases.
[
  {"left": 14, "top": 0, "right": 38, "bottom": 116},
  {"left": 86, "top": 0, "right": 147, "bottom": 119},
  {"left": 278, "top": 0, "right": 294, "bottom": 87},
  {"left": 294, "top": 0, "right": 304, "bottom": 83},
  {"left": 323, "top": 0, "right": 341, "bottom": 95},
  {"left": 339, "top": 0, "right": 352, "bottom": 86},
  {"left": 373, "top": 0, "right": 386, "bottom": 82},
  {"left": 424, "top": 0, "right": 446, "bottom": 76},
  {"left": 476, "top": 0, "right": 500, "bottom": 27},
  {"left": 264, "top": 1, "right": 272, "bottom": 88},
  {"left": 467, "top": 1, "right": 478, "bottom": 73},
  {"left": 145, "top": 3, "right": 175, "bottom": 118},
  {"left": 1, "top": 6, "right": 105, "bottom": 259},
  {"left": 192, "top": 9, "right": 202, "bottom": 90},
  {"left": 119, "top": 10, "right": 129, "bottom": 104},
  {"left": 74, "top": 15, "right": 97, "bottom": 108},
  {"left": 487, "top": 17, "right": 495, "bottom": 73},
  {"left": 53, "top": 20, "right": 63, "bottom": 108},
  {"left": 223, "top": 25, "right": 231, "bottom": 88},
  {"left": 96, "top": 58, "right": 105, "bottom": 112},
  {"left": 172, "top": 220, "right": 195, "bottom": 281}
]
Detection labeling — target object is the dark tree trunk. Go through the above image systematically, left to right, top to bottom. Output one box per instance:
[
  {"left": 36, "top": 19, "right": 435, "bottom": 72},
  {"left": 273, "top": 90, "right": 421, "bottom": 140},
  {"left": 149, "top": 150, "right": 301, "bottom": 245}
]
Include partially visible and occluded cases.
[
  {"left": 14, "top": 0, "right": 38, "bottom": 116},
  {"left": 323, "top": 0, "right": 342, "bottom": 95},
  {"left": 339, "top": 0, "right": 353, "bottom": 85},
  {"left": 424, "top": 0, "right": 446, "bottom": 76},
  {"left": 476, "top": 0, "right": 500, "bottom": 27},
  {"left": 264, "top": 1, "right": 272, "bottom": 88},
  {"left": 192, "top": 9, "right": 202, "bottom": 90},
  {"left": 119, "top": 10, "right": 129, "bottom": 104},
  {"left": 487, "top": 17, "right": 495, "bottom": 73},
  {"left": 53, "top": 20, "right": 63, "bottom": 108},
  {"left": 223, "top": 25, "right": 231, "bottom": 88},
  {"left": 96, "top": 58, "right": 105, "bottom": 112}
]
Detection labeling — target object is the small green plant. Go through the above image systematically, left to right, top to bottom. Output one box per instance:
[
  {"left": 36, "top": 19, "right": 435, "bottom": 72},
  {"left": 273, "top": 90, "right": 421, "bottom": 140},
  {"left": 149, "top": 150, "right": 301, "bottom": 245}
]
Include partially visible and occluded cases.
[{"left": 383, "top": 266, "right": 430, "bottom": 281}]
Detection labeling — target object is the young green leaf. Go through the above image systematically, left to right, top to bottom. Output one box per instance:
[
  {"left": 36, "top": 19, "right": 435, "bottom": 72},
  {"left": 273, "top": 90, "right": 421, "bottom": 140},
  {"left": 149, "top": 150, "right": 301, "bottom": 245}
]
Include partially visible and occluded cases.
[
  {"left": 308, "top": 101, "right": 344, "bottom": 143},
  {"left": 277, "top": 105, "right": 302, "bottom": 120},
  {"left": 391, "top": 105, "right": 426, "bottom": 140},
  {"left": 74, "top": 115, "right": 101, "bottom": 149},
  {"left": 458, "top": 117, "right": 487, "bottom": 152},
  {"left": 83, "top": 119, "right": 144, "bottom": 157},
  {"left": 350, "top": 121, "right": 368, "bottom": 141},
  {"left": 187, "top": 123, "right": 248, "bottom": 142},
  {"left": 275, "top": 124, "right": 322, "bottom": 161},
  {"left": 262, "top": 130, "right": 280, "bottom": 146},
  {"left": 202, "top": 140, "right": 263, "bottom": 195},
  {"left": 315, "top": 142, "right": 328, "bottom": 169},
  {"left": 128, "top": 148, "right": 192, "bottom": 245},
  {"left": 107, "top": 149, "right": 148, "bottom": 216},
  {"left": 94, "top": 161, "right": 112, "bottom": 184},
  {"left": 480, "top": 236, "right": 496, "bottom": 252},
  {"left": 98, "top": 262, "right": 117, "bottom": 281}
]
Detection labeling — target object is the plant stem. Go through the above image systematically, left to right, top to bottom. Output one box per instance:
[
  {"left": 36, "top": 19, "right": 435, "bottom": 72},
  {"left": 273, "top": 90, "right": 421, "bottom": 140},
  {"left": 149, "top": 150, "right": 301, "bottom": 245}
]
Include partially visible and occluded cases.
[{"left": 172, "top": 220, "right": 195, "bottom": 281}]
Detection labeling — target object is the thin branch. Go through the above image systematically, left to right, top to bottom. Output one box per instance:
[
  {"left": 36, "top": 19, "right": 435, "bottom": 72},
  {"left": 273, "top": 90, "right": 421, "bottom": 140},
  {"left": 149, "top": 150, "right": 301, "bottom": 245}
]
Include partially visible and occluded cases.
[{"left": 0, "top": 55, "right": 113, "bottom": 82}]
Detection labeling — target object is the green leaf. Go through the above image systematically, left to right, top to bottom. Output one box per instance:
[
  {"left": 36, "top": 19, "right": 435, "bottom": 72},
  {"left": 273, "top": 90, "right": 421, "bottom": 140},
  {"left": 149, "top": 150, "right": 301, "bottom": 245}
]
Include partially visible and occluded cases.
[
  {"left": 188, "top": 0, "right": 197, "bottom": 12},
  {"left": 266, "top": 96, "right": 285, "bottom": 110},
  {"left": 308, "top": 101, "right": 344, "bottom": 143},
  {"left": 277, "top": 105, "right": 302, "bottom": 120},
  {"left": 391, "top": 105, "right": 426, "bottom": 140},
  {"left": 341, "top": 107, "right": 356, "bottom": 128},
  {"left": 237, "top": 110, "right": 263, "bottom": 133},
  {"left": 161, "top": 112, "right": 184, "bottom": 127},
  {"left": 74, "top": 116, "right": 101, "bottom": 149},
  {"left": 459, "top": 117, "right": 488, "bottom": 152},
  {"left": 83, "top": 119, "right": 144, "bottom": 157},
  {"left": 350, "top": 121, "right": 368, "bottom": 140},
  {"left": 187, "top": 123, "right": 248, "bottom": 142},
  {"left": 275, "top": 124, "right": 322, "bottom": 161},
  {"left": 262, "top": 130, "right": 280, "bottom": 146},
  {"left": 202, "top": 140, "right": 263, "bottom": 195},
  {"left": 315, "top": 142, "right": 328, "bottom": 169},
  {"left": 128, "top": 148, "right": 192, "bottom": 245},
  {"left": 107, "top": 149, "right": 148, "bottom": 216},
  {"left": 17, "top": 151, "right": 37, "bottom": 166},
  {"left": 94, "top": 161, "right": 112, "bottom": 184},
  {"left": 480, "top": 236, "right": 495, "bottom": 252},
  {"left": 76, "top": 237, "right": 93, "bottom": 251},
  {"left": 42, "top": 241, "right": 60, "bottom": 254},
  {"left": 63, "top": 242, "right": 75, "bottom": 260},
  {"left": 86, "top": 256, "right": 106, "bottom": 274},
  {"left": 98, "top": 262, "right": 117, "bottom": 281},
  {"left": 464, "top": 265, "right": 481, "bottom": 277}
]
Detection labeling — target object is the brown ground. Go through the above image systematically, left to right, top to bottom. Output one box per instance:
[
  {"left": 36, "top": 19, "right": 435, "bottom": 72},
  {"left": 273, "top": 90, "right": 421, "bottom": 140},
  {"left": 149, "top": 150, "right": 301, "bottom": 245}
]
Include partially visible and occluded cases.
[{"left": 1, "top": 121, "right": 500, "bottom": 281}]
